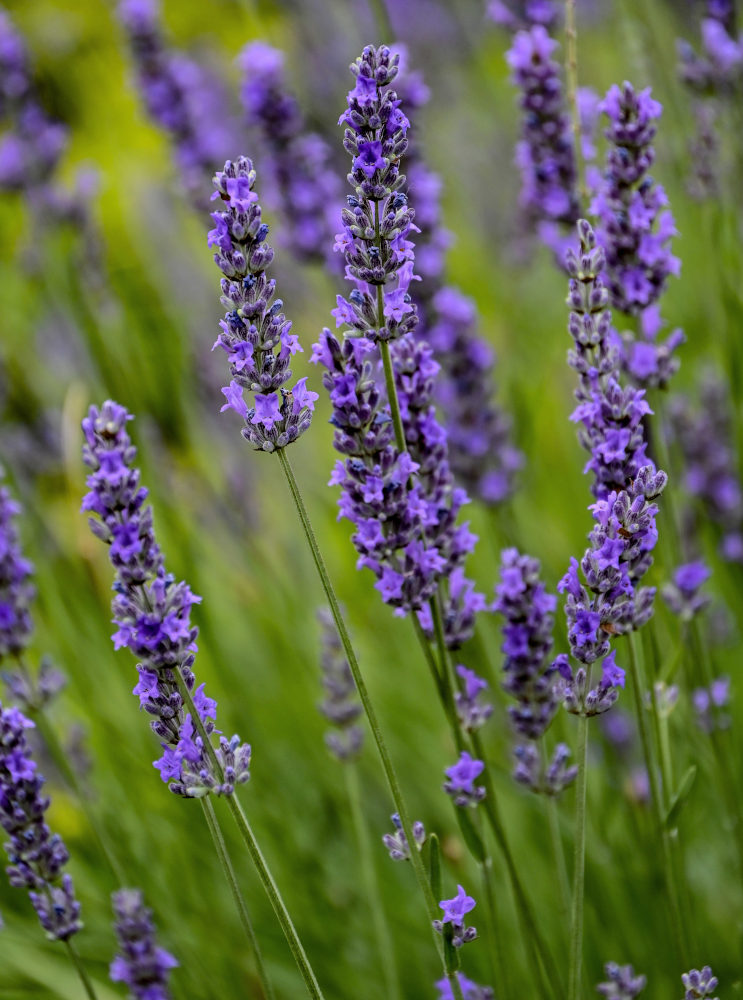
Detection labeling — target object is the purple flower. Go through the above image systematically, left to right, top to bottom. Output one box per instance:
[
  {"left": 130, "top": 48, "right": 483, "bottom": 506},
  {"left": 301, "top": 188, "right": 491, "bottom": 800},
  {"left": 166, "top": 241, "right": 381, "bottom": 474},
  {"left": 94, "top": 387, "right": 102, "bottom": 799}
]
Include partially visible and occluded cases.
[
  {"left": 239, "top": 42, "right": 340, "bottom": 265},
  {"left": 353, "top": 139, "right": 385, "bottom": 177},
  {"left": 209, "top": 157, "right": 317, "bottom": 452},
  {"left": 82, "top": 401, "right": 251, "bottom": 798},
  {"left": 0, "top": 470, "right": 34, "bottom": 660},
  {"left": 662, "top": 561, "right": 711, "bottom": 621},
  {"left": 317, "top": 608, "right": 363, "bottom": 760},
  {"left": 600, "top": 650, "right": 625, "bottom": 689},
  {"left": 454, "top": 665, "right": 493, "bottom": 732},
  {"left": 693, "top": 676, "right": 730, "bottom": 733},
  {"left": 0, "top": 700, "right": 81, "bottom": 940},
  {"left": 443, "top": 751, "right": 486, "bottom": 807},
  {"left": 382, "top": 812, "right": 426, "bottom": 861},
  {"left": 434, "top": 885, "right": 478, "bottom": 948},
  {"left": 110, "top": 889, "right": 177, "bottom": 1000},
  {"left": 596, "top": 962, "right": 647, "bottom": 999},
  {"left": 681, "top": 967, "right": 719, "bottom": 1000},
  {"left": 435, "top": 973, "right": 494, "bottom": 1000}
]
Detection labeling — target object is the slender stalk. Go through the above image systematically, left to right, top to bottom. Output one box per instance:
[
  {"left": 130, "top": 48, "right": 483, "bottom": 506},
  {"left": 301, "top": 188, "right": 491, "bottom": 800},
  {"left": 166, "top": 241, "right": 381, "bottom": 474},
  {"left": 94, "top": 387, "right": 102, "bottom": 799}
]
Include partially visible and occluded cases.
[
  {"left": 367, "top": 0, "right": 394, "bottom": 42},
  {"left": 565, "top": 0, "right": 587, "bottom": 205},
  {"left": 373, "top": 199, "right": 407, "bottom": 456},
  {"left": 274, "top": 447, "right": 445, "bottom": 966},
  {"left": 627, "top": 633, "right": 687, "bottom": 963},
  {"left": 175, "top": 672, "right": 326, "bottom": 1000},
  {"left": 567, "top": 712, "right": 588, "bottom": 1000},
  {"left": 541, "top": 738, "right": 570, "bottom": 927},
  {"left": 345, "top": 764, "right": 401, "bottom": 1000},
  {"left": 200, "top": 798, "right": 274, "bottom": 1000},
  {"left": 479, "top": 856, "right": 505, "bottom": 1000},
  {"left": 64, "top": 940, "right": 99, "bottom": 1000}
]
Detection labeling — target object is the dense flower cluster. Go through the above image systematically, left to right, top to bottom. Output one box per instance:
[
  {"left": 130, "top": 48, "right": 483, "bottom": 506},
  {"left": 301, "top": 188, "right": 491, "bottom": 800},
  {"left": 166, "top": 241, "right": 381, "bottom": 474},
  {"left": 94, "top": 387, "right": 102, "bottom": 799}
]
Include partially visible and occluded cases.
[
  {"left": 118, "top": 0, "right": 234, "bottom": 203},
  {"left": 678, "top": 3, "right": 743, "bottom": 93},
  {"left": 506, "top": 25, "right": 579, "bottom": 229},
  {"left": 239, "top": 42, "right": 340, "bottom": 265},
  {"left": 333, "top": 44, "right": 418, "bottom": 344},
  {"left": 590, "top": 83, "right": 683, "bottom": 387},
  {"left": 209, "top": 157, "right": 318, "bottom": 452},
  {"left": 565, "top": 220, "right": 652, "bottom": 498},
  {"left": 556, "top": 223, "right": 667, "bottom": 714},
  {"left": 427, "top": 288, "right": 523, "bottom": 505},
  {"left": 667, "top": 371, "right": 743, "bottom": 563},
  {"left": 82, "top": 400, "right": 251, "bottom": 797},
  {"left": 0, "top": 469, "right": 34, "bottom": 659},
  {"left": 494, "top": 548, "right": 577, "bottom": 793},
  {"left": 662, "top": 562, "right": 711, "bottom": 621},
  {"left": 316, "top": 608, "right": 363, "bottom": 760},
  {"left": 0, "top": 701, "right": 81, "bottom": 940},
  {"left": 443, "top": 751, "right": 486, "bottom": 808},
  {"left": 382, "top": 812, "right": 426, "bottom": 861},
  {"left": 434, "top": 884, "right": 477, "bottom": 948},
  {"left": 110, "top": 889, "right": 177, "bottom": 1000},
  {"left": 597, "top": 962, "right": 647, "bottom": 999},
  {"left": 681, "top": 967, "right": 719, "bottom": 1000}
]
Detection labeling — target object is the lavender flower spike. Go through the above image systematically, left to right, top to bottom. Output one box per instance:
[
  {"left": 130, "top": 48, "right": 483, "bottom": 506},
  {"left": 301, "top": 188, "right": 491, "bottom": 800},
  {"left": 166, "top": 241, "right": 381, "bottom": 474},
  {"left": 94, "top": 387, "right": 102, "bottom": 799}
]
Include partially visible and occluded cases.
[
  {"left": 591, "top": 82, "right": 683, "bottom": 387},
  {"left": 209, "top": 157, "right": 319, "bottom": 452},
  {"left": 82, "top": 400, "right": 251, "bottom": 797},
  {"left": 0, "top": 468, "right": 34, "bottom": 660},
  {"left": 662, "top": 562, "right": 711, "bottom": 621},
  {"left": 317, "top": 608, "right": 363, "bottom": 760},
  {"left": 0, "top": 700, "right": 81, "bottom": 940},
  {"left": 443, "top": 751, "right": 486, "bottom": 808},
  {"left": 382, "top": 812, "right": 426, "bottom": 861},
  {"left": 433, "top": 884, "right": 477, "bottom": 948},
  {"left": 110, "top": 889, "right": 177, "bottom": 1000},
  {"left": 597, "top": 962, "right": 646, "bottom": 999},
  {"left": 681, "top": 967, "right": 719, "bottom": 1000}
]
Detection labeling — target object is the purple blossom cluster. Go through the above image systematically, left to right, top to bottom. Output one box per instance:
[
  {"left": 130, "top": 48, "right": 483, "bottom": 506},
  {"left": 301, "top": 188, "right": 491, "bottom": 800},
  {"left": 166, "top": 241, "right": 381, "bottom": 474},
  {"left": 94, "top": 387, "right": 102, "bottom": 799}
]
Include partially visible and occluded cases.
[
  {"left": 118, "top": 0, "right": 234, "bottom": 204},
  {"left": 678, "top": 2, "right": 743, "bottom": 93},
  {"left": 505, "top": 24, "right": 579, "bottom": 230},
  {"left": 239, "top": 42, "right": 340, "bottom": 266},
  {"left": 332, "top": 44, "right": 418, "bottom": 344},
  {"left": 590, "top": 83, "right": 683, "bottom": 387},
  {"left": 209, "top": 157, "right": 318, "bottom": 452},
  {"left": 565, "top": 220, "right": 652, "bottom": 499},
  {"left": 555, "top": 223, "right": 667, "bottom": 714},
  {"left": 427, "top": 288, "right": 523, "bottom": 505},
  {"left": 668, "top": 371, "right": 743, "bottom": 563},
  {"left": 82, "top": 400, "right": 251, "bottom": 797},
  {"left": 0, "top": 470, "right": 34, "bottom": 659},
  {"left": 494, "top": 548, "right": 577, "bottom": 793},
  {"left": 662, "top": 562, "right": 711, "bottom": 622},
  {"left": 317, "top": 608, "right": 363, "bottom": 760},
  {"left": 454, "top": 665, "right": 493, "bottom": 732},
  {"left": 0, "top": 701, "right": 81, "bottom": 940},
  {"left": 443, "top": 751, "right": 486, "bottom": 808},
  {"left": 382, "top": 812, "right": 426, "bottom": 861},
  {"left": 434, "top": 884, "right": 477, "bottom": 948},
  {"left": 110, "top": 889, "right": 177, "bottom": 1000},
  {"left": 597, "top": 962, "right": 647, "bottom": 999},
  {"left": 681, "top": 966, "right": 719, "bottom": 1000},
  {"left": 435, "top": 972, "right": 494, "bottom": 1000}
]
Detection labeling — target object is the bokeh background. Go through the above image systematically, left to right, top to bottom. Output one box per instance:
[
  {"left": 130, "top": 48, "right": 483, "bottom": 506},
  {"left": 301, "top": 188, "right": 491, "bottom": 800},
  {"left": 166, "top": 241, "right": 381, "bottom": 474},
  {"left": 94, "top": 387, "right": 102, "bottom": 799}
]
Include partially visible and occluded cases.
[{"left": 1, "top": 0, "right": 742, "bottom": 997}]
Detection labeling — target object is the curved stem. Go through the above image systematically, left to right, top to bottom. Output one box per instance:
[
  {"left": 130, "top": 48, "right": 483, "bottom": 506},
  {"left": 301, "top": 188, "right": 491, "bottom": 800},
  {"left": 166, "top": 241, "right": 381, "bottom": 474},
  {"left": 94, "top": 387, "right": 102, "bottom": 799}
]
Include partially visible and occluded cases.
[
  {"left": 565, "top": 0, "right": 587, "bottom": 206},
  {"left": 275, "top": 447, "right": 445, "bottom": 966},
  {"left": 627, "top": 633, "right": 687, "bottom": 964},
  {"left": 175, "top": 673, "right": 325, "bottom": 1000},
  {"left": 567, "top": 712, "right": 588, "bottom": 1000},
  {"left": 345, "top": 763, "right": 401, "bottom": 1000},
  {"left": 200, "top": 798, "right": 274, "bottom": 1000},
  {"left": 64, "top": 940, "right": 99, "bottom": 1000}
]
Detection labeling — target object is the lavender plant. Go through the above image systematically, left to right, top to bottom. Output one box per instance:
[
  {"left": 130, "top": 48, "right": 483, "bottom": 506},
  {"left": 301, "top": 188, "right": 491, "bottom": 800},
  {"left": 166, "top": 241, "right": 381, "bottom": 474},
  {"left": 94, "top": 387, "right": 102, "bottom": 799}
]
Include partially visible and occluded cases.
[
  {"left": 0, "top": 469, "right": 34, "bottom": 661},
  {"left": 110, "top": 889, "right": 177, "bottom": 1000},
  {"left": 596, "top": 962, "right": 647, "bottom": 999}
]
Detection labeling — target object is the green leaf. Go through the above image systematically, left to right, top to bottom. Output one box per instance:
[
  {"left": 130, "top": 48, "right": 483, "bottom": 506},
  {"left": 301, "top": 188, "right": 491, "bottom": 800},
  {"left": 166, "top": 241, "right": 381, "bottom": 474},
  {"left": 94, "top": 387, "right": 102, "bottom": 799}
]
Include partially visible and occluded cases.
[
  {"left": 665, "top": 765, "right": 697, "bottom": 830},
  {"left": 454, "top": 808, "right": 486, "bottom": 863}
]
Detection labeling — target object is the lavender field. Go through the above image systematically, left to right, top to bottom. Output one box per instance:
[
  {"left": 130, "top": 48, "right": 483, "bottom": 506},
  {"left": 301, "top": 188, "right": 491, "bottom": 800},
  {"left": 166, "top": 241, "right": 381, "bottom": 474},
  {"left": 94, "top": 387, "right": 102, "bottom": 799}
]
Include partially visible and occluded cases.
[{"left": 0, "top": 0, "right": 742, "bottom": 998}]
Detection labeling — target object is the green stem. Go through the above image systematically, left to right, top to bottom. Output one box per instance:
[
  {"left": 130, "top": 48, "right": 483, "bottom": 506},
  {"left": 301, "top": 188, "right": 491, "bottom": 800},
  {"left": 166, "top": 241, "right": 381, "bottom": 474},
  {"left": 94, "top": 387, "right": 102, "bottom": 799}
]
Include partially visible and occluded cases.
[
  {"left": 367, "top": 0, "right": 394, "bottom": 40},
  {"left": 565, "top": 0, "right": 586, "bottom": 205},
  {"left": 373, "top": 199, "right": 407, "bottom": 456},
  {"left": 275, "top": 447, "right": 445, "bottom": 966},
  {"left": 627, "top": 633, "right": 687, "bottom": 963},
  {"left": 175, "top": 673, "right": 325, "bottom": 1000},
  {"left": 567, "top": 712, "right": 588, "bottom": 1000},
  {"left": 542, "top": 738, "right": 570, "bottom": 929},
  {"left": 345, "top": 763, "right": 401, "bottom": 1000},
  {"left": 200, "top": 798, "right": 275, "bottom": 1000},
  {"left": 479, "top": 856, "right": 505, "bottom": 1000},
  {"left": 64, "top": 940, "right": 99, "bottom": 1000}
]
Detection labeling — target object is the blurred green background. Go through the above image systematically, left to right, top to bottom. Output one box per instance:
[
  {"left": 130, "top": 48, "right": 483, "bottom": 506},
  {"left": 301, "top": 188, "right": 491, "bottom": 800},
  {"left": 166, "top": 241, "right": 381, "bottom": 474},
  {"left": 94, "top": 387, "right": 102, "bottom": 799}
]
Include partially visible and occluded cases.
[{"left": 1, "top": 0, "right": 742, "bottom": 997}]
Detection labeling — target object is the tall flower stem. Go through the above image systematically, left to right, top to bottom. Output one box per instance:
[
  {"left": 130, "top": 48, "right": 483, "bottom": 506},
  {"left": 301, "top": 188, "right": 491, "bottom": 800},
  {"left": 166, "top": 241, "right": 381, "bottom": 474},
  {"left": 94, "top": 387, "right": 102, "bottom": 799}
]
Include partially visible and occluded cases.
[
  {"left": 565, "top": 0, "right": 586, "bottom": 203},
  {"left": 274, "top": 447, "right": 446, "bottom": 967},
  {"left": 627, "top": 633, "right": 687, "bottom": 964},
  {"left": 174, "top": 672, "right": 326, "bottom": 1000},
  {"left": 567, "top": 711, "right": 588, "bottom": 1000},
  {"left": 345, "top": 763, "right": 401, "bottom": 1000},
  {"left": 200, "top": 798, "right": 275, "bottom": 1000},
  {"left": 479, "top": 855, "right": 505, "bottom": 1000},
  {"left": 64, "top": 940, "right": 99, "bottom": 1000}
]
